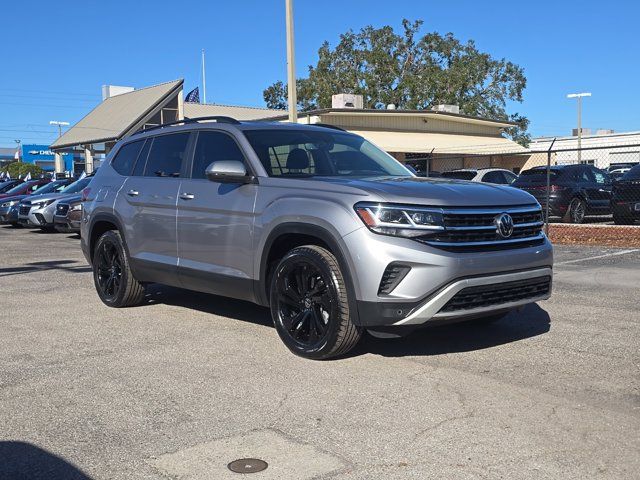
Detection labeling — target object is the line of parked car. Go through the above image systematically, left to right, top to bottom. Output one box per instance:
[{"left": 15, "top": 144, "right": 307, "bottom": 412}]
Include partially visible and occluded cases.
[
  {"left": 410, "top": 164, "right": 640, "bottom": 224},
  {"left": 0, "top": 175, "right": 93, "bottom": 233}
]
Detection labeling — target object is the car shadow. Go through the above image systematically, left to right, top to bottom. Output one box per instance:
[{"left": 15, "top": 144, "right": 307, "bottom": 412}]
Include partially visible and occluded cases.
[
  {"left": 0, "top": 260, "right": 92, "bottom": 278},
  {"left": 144, "top": 284, "right": 550, "bottom": 358},
  {"left": 144, "top": 284, "right": 273, "bottom": 327},
  {"left": 352, "top": 303, "right": 550, "bottom": 358},
  {"left": 0, "top": 441, "right": 92, "bottom": 480}
]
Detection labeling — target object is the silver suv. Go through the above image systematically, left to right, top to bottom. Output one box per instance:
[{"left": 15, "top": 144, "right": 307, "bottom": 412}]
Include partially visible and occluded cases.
[{"left": 81, "top": 117, "right": 553, "bottom": 359}]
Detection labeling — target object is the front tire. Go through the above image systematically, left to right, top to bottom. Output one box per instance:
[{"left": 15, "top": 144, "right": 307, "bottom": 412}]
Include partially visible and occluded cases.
[
  {"left": 92, "top": 230, "right": 145, "bottom": 307},
  {"left": 270, "top": 245, "right": 362, "bottom": 360}
]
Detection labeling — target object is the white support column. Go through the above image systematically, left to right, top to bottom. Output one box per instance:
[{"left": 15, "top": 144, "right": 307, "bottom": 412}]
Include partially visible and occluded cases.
[
  {"left": 84, "top": 146, "right": 94, "bottom": 174},
  {"left": 54, "top": 153, "right": 64, "bottom": 175}
]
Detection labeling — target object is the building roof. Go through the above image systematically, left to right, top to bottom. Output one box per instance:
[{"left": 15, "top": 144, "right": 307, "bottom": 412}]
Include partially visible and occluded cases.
[
  {"left": 51, "top": 79, "right": 184, "bottom": 149},
  {"left": 184, "top": 102, "right": 283, "bottom": 121},
  {"left": 264, "top": 108, "right": 516, "bottom": 128},
  {"left": 345, "top": 129, "right": 527, "bottom": 155}
]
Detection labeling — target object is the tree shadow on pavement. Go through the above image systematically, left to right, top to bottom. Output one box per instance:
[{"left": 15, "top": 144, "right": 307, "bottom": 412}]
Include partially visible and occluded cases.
[
  {"left": 144, "top": 284, "right": 273, "bottom": 327},
  {"left": 353, "top": 303, "right": 550, "bottom": 358},
  {"left": 0, "top": 441, "right": 92, "bottom": 480}
]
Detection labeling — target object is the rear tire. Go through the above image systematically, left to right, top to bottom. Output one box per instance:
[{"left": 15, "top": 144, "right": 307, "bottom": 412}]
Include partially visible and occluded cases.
[
  {"left": 564, "top": 197, "right": 586, "bottom": 224},
  {"left": 613, "top": 213, "right": 634, "bottom": 225},
  {"left": 92, "top": 230, "right": 145, "bottom": 307},
  {"left": 270, "top": 245, "right": 362, "bottom": 360}
]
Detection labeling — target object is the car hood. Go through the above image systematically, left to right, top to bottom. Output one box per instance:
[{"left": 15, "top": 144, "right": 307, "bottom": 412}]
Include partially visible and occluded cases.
[
  {"left": 312, "top": 176, "right": 538, "bottom": 207},
  {"left": 23, "top": 192, "right": 71, "bottom": 204},
  {"left": 0, "top": 194, "right": 28, "bottom": 204},
  {"left": 59, "top": 194, "right": 82, "bottom": 205}
]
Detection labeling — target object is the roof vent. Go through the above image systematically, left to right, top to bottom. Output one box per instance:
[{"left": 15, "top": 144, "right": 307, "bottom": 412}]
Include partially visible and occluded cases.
[
  {"left": 102, "top": 85, "right": 134, "bottom": 101},
  {"left": 332, "top": 93, "right": 363, "bottom": 109},
  {"left": 432, "top": 104, "right": 460, "bottom": 114},
  {"left": 596, "top": 129, "right": 615, "bottom": 135}
]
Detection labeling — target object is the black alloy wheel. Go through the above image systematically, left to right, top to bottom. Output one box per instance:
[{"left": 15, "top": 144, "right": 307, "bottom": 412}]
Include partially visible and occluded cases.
[
  {"left": 567, "top": 198, "right": 586, "bottom": 224},
  {"left": 92, "top": 230, "right": 145, "bottom": 307},
  {"left": 95, "top": 240, "right": 123, "bottom": 301},
  {"left": 270, "top": 245, "right": 362, "bottom": 360}
]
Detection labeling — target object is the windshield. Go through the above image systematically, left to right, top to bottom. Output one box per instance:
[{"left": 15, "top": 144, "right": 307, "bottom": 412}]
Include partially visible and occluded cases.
[
  {"left": 243, "top": 129, "right": 412, "bottom": 178},
  {"left": 621, "top": 164, "right": 640, "bottom": 180},
  {"left": 441, "top": 171, "right": 476, "bottom": 181},
  {"left": 61, "top": 177, "right": 91, "bottom": 194},
  {"left": 31, "top": 180, "right": 69, "bottom": 195},
  {"left": 5, "top": 181, "right": 37, "bottom": 195}
]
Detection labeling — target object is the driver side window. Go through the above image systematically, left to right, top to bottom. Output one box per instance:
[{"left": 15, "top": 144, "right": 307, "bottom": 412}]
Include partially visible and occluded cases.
[{"left": 191, "top": 131, "right": 246, "bottom": 179}]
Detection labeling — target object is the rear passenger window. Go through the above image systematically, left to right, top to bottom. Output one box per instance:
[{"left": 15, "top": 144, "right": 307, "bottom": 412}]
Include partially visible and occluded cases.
[
  {"left": 191, "top": 131, "right": 246, "bottom": 179},
  {"left": 144, "top": 133, "right": 190, "bottom": 177},
  {"left": 132, "top": 139, "right": 151, "bottom": 176},
  {"left": 111, "top": 140, "right": 144, "bottom": 176}
]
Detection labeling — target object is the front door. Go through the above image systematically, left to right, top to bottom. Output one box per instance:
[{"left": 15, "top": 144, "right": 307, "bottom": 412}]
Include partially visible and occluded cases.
[
  {"left": 177, "top": 130, "right": 258, "bottom": 301},
  {"left": 118, "top": 132, "right": 192, "bottom": 285}
]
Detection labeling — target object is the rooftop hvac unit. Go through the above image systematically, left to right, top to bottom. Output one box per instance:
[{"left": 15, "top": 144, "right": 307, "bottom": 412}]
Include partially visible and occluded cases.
[
  {"left": 102, "top": 85, "right": 134, "bottom": 101},
  {"left": 332, "top": 93, "right": 364, "bottom": 109},
  {"left": 432, "top": 104, "right": 460, "bottom": 114}
]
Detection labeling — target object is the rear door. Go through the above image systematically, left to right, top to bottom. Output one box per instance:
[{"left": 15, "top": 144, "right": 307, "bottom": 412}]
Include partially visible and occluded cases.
[
  {"left": 176, "top": 129, "right": 258, "bottom": 301},
  {"left": 119, "top": 132, "right": 193, "bottom": 285},
  {"left": 585, "top": 166, "right": 613, "bottom": 213}
]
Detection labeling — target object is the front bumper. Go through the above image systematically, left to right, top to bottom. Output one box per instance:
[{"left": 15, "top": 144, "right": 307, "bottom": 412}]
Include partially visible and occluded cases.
[
  {"left": 0, "top": 205, "right": 19, "bottom": 224},
  {"left": 19, "top": 205, "right": 55, "bottom": 227},
  {"left": 342, "top": 226, "right": 553, "bottom": 327},
  {"left": 391, "top": 267, "right": 551, "bottom": 325}
]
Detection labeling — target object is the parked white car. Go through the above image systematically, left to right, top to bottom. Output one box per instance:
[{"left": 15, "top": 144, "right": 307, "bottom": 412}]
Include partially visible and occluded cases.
[{"left": 441, "top": 168, "right": 519, "bottom": 185}]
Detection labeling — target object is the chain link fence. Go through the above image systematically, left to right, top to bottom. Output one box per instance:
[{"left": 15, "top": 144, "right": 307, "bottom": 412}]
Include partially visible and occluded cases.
[{"left": 402, "top": 142, "right": 640, "bottom": 247}]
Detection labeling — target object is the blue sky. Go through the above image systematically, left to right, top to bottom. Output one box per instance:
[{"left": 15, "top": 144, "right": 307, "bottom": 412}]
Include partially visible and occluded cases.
[{"left": 0, "top": 0, "right": 638, "bottom": 148}]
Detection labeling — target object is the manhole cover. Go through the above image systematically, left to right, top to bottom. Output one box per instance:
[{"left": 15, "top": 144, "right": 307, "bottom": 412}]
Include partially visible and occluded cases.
[{"left": 227, "top": 458, "right": 268, "bottom": 474}]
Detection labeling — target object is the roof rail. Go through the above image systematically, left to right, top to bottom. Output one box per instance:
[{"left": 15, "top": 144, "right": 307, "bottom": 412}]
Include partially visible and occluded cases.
[
  {"left": 136, "top": 116, "right": 241, "bottom": 134},
  {"left": 313, "top": 123, "right": 346, "bottom": 132}
]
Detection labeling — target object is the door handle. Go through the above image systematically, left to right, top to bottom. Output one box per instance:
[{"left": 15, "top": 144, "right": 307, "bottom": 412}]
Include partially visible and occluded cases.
[
  {"left": 127, "top": 190, "right": 139, "bottom": 197},
  {"left": 180, "top": 193, "right": 195, "bottom": 200}
]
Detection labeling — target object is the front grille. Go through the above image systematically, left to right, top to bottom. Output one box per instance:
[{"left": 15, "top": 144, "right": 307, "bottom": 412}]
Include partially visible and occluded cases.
[
  {"left": 56, "top": 204, "right": 69, "bottom": 216},
  {"left": 19, "top": 205, "right": 31, "bottom": 216},
  {"left": 419, "top": 206, "right": 545, "bottom": 251},
  {"left": 440, "top": 276, "right": 551, "bottom": 313}
]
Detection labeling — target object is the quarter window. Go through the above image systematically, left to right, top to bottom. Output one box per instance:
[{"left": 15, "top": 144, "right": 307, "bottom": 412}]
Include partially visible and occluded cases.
[
  {"left": 192, "top": 131, "right": 246, "bottom": 179},
  {"left": 144, "top": 133, "right": 190, "bottom": 177},
  {"left": 111, "top": 140, "right": 144, "bottom": 176}
]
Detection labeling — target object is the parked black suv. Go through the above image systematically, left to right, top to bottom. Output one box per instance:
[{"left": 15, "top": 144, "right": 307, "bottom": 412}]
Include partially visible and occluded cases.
[
  {"left": 512, "top": 164, "right": 612, "bottom": 223},
  {"left": 612, "top": 164, "right": 640, "bottom": 224}
]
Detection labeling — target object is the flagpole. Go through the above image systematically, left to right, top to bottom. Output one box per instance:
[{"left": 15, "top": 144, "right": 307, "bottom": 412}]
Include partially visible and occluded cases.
[{"left": 201, "top": 49, "right": 207, "bottom": 104}]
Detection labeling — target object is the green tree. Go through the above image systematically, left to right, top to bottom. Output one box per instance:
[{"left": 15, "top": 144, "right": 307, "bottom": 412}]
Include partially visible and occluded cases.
[
  {"left": 264, "top": 20, "right": 530, "bottom": 145},
  {"left": 1, "top": 162, "right": 45, "bottom": 178}
]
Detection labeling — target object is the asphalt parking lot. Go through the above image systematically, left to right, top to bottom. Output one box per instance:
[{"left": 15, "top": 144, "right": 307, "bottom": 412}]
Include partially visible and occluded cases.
[{"left": 0, "top": 226, "right": 638, "bottom": 479}]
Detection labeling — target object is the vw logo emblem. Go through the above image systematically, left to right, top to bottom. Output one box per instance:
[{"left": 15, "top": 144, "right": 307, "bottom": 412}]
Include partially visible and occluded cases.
[{"left": 495, "top": 213, "right": 514, "bottom": 239}]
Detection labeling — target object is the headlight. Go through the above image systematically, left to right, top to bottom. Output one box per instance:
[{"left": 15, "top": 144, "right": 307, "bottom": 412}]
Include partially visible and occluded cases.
[
  {"left": 31, "top": 199, "right": 55, "bottom": 208},
  {"left": 1, "top": 200, "right": 18, "bottom": 208},
  {"left": 355, "top": 202, "right": 444, "bottom": 238},
  {"left": 70, "top": 204, "right": 82, "bottom": 211}
]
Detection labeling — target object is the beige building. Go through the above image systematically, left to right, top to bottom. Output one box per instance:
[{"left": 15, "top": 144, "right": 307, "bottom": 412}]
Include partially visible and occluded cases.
[{"left": 51, "top": 79, "right": 528, "bottom": 174}]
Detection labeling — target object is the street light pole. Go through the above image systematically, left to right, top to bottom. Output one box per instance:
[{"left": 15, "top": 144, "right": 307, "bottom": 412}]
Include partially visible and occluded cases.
[
  {"left": 285, "top": 0, "right": 298, "bottom": 123},
  {"left": 567, "top": 93, "right": 591, "bottom": 163},
  {"left": 50, "top": 121, "right": 70, "bottom": 175},
  {"left": 14, "top": 139, "right": 21, "bottom": 163}
]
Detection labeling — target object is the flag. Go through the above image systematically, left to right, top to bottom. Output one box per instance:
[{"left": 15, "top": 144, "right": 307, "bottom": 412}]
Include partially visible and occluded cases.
[
  {"left": 185, "top": 87, "right": 200, "bottom": 103},
  {"left": 0, "top": 171, "right": 5, "bottom": 181},
  {"left": 6, "top": 171, "right": 10, "bottom": 180},
  {"left": 50, "top": 171, "right": 56, "bottom": 181},
  {"left": 78, "top": 171, "right": 87, "bottom": 180},
  {"left": 24, "top": 172, "right": 31, "bottom": 181}
]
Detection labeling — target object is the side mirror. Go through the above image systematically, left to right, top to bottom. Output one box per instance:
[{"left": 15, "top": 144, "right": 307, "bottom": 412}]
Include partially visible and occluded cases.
[{"left": 205, "top": 161, "right": 256, "bottom": 184}]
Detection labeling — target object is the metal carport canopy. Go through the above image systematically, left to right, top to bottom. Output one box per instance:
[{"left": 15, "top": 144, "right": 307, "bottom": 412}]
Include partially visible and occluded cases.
[{"left": 346, "top": 129, "right": 528, "bottom": 155}]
